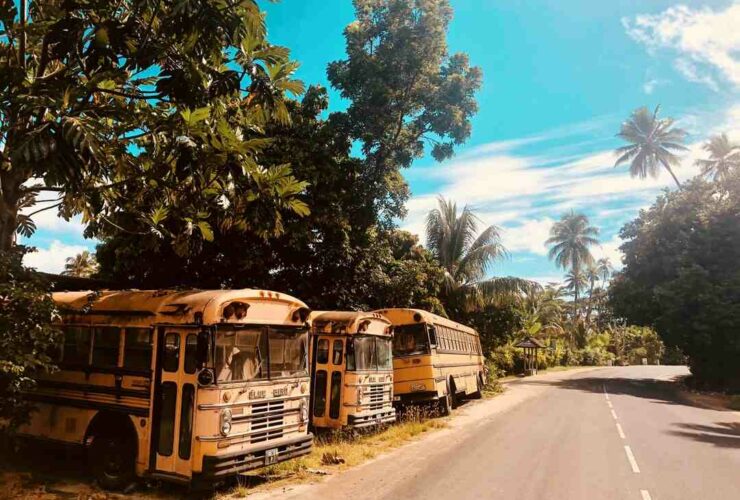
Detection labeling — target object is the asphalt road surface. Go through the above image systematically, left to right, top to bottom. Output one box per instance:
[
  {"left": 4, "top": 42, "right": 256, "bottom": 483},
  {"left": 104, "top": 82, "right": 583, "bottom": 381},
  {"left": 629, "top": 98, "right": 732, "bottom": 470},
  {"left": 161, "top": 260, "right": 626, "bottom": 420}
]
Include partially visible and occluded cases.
[{"left": 267, "top": 366, "right": 740, "bottom": 500}]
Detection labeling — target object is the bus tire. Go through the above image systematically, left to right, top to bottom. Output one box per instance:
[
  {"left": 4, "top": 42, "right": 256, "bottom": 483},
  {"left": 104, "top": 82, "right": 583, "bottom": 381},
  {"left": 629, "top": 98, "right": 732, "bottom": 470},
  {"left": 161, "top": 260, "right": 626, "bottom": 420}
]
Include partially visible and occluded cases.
[
  {"left": 469, "top": 374, "right": 483, "bottom": 400},
  {"left": 438, "top": 382, "right": 453, "bottom": 416},
  {"left": 89, "top": 435, "right": 136, "bottom": 490}
]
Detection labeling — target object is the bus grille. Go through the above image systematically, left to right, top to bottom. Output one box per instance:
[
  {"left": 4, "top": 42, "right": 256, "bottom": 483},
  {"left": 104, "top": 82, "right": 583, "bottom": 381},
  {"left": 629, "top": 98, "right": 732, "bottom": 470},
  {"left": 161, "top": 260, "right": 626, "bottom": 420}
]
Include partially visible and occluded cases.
[
  {"left": 368, "top": 384, "right": 386, "bottom": 410},
  {"left": 250, "top": 400, "right": 285, "bottom": 444}
]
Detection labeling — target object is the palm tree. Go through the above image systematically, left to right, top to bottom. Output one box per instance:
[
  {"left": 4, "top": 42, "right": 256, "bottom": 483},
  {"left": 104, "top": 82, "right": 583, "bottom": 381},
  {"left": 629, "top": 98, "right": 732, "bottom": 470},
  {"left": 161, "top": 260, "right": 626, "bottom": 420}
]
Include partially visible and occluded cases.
[
  {"left": 615, "top": 106, "right": 687, "bottom": 189},
  {"left": 695, "top": 133, "right": 740, "bottom": 183},
  {"left": 426, "top": 196, "right": 533, "bottom": 315},
  {"left": 546, "top": 211, "right": 599, "bottom": 319},
  {"left": 62, "top": 251, "right": 98, "bottom": 278},
  {"left": 595, "top": 257, "right": 613, "bottom": 284},
  {"left": 584, "top": 263, "right": 600, "bottom": 323},
  {"left": 564, "top": 268, "right": 588, "bottom": 319}
]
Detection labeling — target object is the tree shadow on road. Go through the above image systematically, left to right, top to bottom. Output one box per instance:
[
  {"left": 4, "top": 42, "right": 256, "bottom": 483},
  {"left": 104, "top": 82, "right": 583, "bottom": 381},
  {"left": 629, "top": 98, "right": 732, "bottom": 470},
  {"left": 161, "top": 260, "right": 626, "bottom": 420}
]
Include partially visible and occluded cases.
[
  {"left": 509, "top": 372, "right": 740, "bottom": 450},
  {"left": 668, "top": 422, "right": 740, "bottom": 449}
]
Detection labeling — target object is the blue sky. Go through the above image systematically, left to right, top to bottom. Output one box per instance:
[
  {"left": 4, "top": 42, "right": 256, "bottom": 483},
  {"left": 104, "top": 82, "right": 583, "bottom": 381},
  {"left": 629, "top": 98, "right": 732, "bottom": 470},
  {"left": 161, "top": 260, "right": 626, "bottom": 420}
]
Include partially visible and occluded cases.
[{"left": 24, "top": 0, "right": 740, "bottom": 284}]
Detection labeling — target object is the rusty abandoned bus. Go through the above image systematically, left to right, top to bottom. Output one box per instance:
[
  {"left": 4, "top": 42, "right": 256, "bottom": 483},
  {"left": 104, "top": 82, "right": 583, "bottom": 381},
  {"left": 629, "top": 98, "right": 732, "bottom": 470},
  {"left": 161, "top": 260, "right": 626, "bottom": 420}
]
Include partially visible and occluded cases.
[
  {"left": 19, "top": 289, "right": 313, "bottom": 489},
  {"left": 374, "top": 308, "right": 485, "bottom": 415},
  {"left": 308, "top": 311, "right": 396, "bottom": 430}
]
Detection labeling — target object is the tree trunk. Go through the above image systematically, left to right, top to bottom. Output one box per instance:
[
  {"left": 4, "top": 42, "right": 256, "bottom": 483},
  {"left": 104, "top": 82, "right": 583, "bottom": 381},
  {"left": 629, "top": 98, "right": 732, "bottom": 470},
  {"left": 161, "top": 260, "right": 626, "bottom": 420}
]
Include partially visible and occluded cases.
[
  {"left": 660, "top": 159, "right": 682, "bottom": 189},
  {"left": 0, "top": 171, "right": 22, "bottom": 252},
  {"left": 585, "top": 278, "right": 595, "bottom": 324},
  {"left": 573, "top": 285, "right": 579, "bottom": 323}
]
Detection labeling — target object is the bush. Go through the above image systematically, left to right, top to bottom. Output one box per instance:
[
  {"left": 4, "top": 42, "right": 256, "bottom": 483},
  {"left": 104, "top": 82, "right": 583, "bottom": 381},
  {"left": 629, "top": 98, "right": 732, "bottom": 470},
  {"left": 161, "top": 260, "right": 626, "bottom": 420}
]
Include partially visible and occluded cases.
[
  {"left": 0, "top": 247, "right": 60, "bottom": 433},
  {"left": 662, "top": 345, "right": 687, "bottom": 365}
]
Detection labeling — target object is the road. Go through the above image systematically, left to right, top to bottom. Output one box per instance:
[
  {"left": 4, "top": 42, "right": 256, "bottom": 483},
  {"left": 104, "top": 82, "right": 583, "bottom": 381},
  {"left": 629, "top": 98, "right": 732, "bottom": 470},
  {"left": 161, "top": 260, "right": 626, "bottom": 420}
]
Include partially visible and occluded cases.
[{"left": 266, "top": 366, "right": 740, "bottom": 500}]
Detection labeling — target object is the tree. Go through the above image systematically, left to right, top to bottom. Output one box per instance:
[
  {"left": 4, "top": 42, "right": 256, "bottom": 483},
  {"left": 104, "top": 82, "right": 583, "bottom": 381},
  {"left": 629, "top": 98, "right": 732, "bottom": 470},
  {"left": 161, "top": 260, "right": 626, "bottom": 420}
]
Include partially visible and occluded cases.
[
  {"left": 1, "top": 0, "right": 308, "bottom": 254},
  {"left": 328, "top": 0, "right": 482, "bottom": 224},
  {"left": 96, "top": 1, "right": 479, "bottom": 313},
  {"left": 614, "top": 106, "right": 687, "bottom": 189},
  {"left": 695, "top": 133, "right": 740, "bottom": 183},
  {"left": 610, "top": 178, "right": 740, "bottom": 390},
  {"left": 425, "top": 196, "right": 530, "bottom": 316},
  {"left": 546, "top": 211, "right": 599, "bottom": 319},
  {"left": 0, "top": 247, "right": 59, "bottom": 431},
  {"left": 62, "top": 250, "right": 98, "bottom": 278},
  {"left": 596, "top": 257, "right": 613, "bottom": 283},
  {"left": 584, "top": 263, "right": 600, "bottom": 323},
  {"left": 564, "top": 268, "right": 588, "bottom": 315}
]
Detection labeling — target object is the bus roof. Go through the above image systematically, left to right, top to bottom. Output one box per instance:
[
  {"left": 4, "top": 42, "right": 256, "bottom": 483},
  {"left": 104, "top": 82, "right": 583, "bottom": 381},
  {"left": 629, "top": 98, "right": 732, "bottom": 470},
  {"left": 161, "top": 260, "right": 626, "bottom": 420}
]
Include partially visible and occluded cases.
[
  {"left": 52, "top": 289, "right": 309, "bottom": 326},
  {"left": 372, "top": 308, "right": 477, "bottom": 336},
  {"left": 308, "top": 311, "right": 391, "bottom": 335}
]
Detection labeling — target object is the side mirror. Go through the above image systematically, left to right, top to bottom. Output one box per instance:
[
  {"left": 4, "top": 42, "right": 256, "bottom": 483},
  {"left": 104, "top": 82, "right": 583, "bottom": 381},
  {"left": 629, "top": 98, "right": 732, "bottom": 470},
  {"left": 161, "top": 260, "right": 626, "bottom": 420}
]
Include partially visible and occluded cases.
[{"left": 196, "top": 329, "right": 211, "bottom": 369}]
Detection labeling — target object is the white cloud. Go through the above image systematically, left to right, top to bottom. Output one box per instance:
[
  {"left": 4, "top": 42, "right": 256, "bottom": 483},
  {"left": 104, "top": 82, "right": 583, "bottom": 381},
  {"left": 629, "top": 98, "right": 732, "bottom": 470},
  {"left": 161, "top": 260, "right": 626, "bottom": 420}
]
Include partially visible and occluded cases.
[
  {"left": 623, "top": 3, "right": 740, "bottom": 89},
  {"left": 642, "top": 77, "right": 669, "bottom": 95},
  {"left": 501, "top": 218, "right": 554, "bottom": 256},
  {"left": 593, "top": 235, "right": 624, "bottom": 270},
  {"left": 23, "top": 240, "right": 92, "bottom": 274}
]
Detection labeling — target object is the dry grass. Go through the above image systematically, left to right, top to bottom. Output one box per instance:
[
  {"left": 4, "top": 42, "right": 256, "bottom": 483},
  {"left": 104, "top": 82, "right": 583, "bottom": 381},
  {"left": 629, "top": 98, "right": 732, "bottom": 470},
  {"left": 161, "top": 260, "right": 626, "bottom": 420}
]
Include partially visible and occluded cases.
[{"left": 218, "top": 407, "right": 447, "bottom": 498}]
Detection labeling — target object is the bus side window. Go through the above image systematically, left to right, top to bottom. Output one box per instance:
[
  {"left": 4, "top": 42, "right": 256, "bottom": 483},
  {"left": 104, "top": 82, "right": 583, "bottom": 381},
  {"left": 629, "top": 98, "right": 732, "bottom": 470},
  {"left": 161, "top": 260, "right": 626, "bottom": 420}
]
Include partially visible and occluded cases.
[
  {"left": 428, "top": 325, "right": 437, "bottom": 347},
  {"left": 62, "top": 326, "right": 92, "bottom": 365},
  {"left": 92, "top": 326, "right": 121, "bottom": 368},
  {"left": 124, "top": 328, "right": 152, "bottom": 371},
  {"left": 163, "top": 333, "right": 180, "bottom": 372},
  {"left": 317, "top": 339, "right": 329, "bottom": 364},
  {"left": 332, "top": 340, "right": 343, "bottom": 365},
  {"left": 314, "top": 370, "right": 327, "bottom": 417}
]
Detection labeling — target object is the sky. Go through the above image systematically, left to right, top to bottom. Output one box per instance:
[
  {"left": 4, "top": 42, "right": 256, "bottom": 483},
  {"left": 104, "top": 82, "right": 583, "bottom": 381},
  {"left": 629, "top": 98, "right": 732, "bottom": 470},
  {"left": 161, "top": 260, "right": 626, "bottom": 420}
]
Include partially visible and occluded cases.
[{"left": 22, "top": 0, "right": 740, "bottom": 285}]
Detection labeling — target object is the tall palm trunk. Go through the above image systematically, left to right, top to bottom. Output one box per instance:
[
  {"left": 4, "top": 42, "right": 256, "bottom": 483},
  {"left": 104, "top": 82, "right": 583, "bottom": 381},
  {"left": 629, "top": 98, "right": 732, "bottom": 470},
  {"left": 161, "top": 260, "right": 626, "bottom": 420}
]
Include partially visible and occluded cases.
[
  {"left": 660, "top": 158, "right": 682, "bottom": 189},
  {"left": 585, "top": 277, "right": 595, "bottom": 324}
]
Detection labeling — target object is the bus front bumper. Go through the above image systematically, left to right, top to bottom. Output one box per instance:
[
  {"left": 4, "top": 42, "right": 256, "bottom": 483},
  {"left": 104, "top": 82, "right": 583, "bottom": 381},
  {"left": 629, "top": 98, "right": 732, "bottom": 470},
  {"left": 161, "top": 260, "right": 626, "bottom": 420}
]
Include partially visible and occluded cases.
[
  {"left": 347, "top": 408, "right": 397, "bottom": 428},
  {"left": 198, "top": 433, "right": 313, "bottom": 482}
]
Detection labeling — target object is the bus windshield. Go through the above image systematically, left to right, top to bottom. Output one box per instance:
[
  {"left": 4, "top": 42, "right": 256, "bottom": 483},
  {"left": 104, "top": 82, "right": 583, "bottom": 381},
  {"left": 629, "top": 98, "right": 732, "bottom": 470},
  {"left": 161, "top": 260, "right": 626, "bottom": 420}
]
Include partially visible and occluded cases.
[
  {"left": 392, "top": 323, "right": 430, "bottom": 357},
  {"left": 215, "top": 326, "right": 307, "bottom": 382},
  {"left": 347, "top": 336, "right": 393, "bottom": 371}
]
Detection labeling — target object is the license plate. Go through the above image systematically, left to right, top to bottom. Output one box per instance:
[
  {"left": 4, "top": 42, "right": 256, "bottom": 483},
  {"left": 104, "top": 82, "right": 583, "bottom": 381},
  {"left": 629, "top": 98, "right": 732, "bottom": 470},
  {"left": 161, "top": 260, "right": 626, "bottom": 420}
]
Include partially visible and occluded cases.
[{"left": 264, "top": 448, "right": 278, "bottom": 465}]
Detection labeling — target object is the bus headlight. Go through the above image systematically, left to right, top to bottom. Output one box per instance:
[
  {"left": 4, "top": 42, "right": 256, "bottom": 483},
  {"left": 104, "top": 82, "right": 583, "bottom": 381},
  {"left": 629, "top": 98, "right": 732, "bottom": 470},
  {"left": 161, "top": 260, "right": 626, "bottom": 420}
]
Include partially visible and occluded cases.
[
  {"left": 357, "top": 386, "right": 364, "bottom": 405},
  {"left": 299, "top": 399, "right": 308, "bottom": 423},
  {"left": 220, "top": 409, "right": 232, "bottom": 436}
]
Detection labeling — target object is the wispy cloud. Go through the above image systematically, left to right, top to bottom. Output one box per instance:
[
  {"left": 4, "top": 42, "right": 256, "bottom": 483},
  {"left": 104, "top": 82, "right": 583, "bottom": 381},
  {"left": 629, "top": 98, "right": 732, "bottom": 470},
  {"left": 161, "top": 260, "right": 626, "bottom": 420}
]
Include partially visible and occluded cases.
[
  {"left": 623, "top": 3, "right": 740, "bottom": 90},
  {"left": 401, "top": 104, "right": 740, "bottom": 279},
  {"left": 23, "top": 240, "right": 92, "bottom": 274}
]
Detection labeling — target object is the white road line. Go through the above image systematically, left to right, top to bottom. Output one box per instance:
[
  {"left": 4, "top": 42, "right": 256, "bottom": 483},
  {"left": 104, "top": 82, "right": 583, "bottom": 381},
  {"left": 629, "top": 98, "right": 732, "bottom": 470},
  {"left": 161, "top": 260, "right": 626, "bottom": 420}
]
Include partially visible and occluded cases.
[
  {"left": 607, "top": 400, "right": 613, "bottom": 408},
  {"left": 611, "top": 409, "right": 618, "bottom": 420},
  {"left": 616, "top": 423, "right": 626, "bottom": 439},
  {"left": 624, "top": 445, "right": 641, "bottom": 473},
  {"left": 640, "top": 490, "right": 652, "bottom": 500}
]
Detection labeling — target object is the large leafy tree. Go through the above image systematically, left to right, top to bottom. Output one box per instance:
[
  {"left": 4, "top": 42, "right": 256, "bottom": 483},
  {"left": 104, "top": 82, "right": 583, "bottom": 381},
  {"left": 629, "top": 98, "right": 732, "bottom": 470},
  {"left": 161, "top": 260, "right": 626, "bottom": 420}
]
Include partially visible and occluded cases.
[
  {"left": 0, "top": 0, "right": 308, "bottom": 254},
  {"left": 97, "top": 0, "right": 480, "bottom": 312},
  {"left": 328, "top": 0, "right": 482, "bottom": 224},
  {"left": 614, "top": 106, "right": 687, "bottom": 189},
  {"left": 695, "top": 133, "right": 740, "bottom": 183},
  {"left": 610, "top": 178, "right": 740, "bottom": 390},
  {"left": 425, "top": 196, "right": 530, "bottom": 317},
  {"left": 546, "top": 211, "right": 599, "bottom": 319}
]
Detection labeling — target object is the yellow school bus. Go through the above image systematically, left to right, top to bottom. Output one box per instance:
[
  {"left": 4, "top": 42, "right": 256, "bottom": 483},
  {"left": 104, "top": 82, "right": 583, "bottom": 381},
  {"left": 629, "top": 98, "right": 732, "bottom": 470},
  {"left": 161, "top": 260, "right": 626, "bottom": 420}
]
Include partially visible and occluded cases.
[
  {"left": 19, "top": 289, "right": 313, "bottom": 489},
  {"left": 374, "top": 309, "right": 485, "bottom": 415},
  {"left": 308, "top": 311, "right": 396, "bottom": 430}
]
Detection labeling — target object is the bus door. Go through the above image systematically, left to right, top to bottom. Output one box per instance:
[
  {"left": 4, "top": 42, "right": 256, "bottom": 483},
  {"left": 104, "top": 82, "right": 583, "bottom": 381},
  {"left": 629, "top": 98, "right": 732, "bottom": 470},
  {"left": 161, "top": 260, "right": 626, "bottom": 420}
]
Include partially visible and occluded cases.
[
  {"left": 150, "top": 328, "right": 199, "bottom": 478},
  {"left": 310, "top": 335, "right": 344, "bottom": 427}
]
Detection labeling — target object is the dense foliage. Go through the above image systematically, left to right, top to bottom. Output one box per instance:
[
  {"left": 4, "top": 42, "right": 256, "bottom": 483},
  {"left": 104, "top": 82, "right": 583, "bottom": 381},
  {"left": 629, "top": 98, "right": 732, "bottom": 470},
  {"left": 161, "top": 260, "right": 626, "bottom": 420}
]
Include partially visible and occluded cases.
[
  {"left": 1, "top": 0, "right": 310, "bottom": 254},
  {"left": 96, "top": 0, "right": 481, "bottom": 312},
  {"left": 610, "top": 178, "right": 740, "bottom": 391},
  {"left": 0, "top": 247, "right": 59, "bottom": 431}
]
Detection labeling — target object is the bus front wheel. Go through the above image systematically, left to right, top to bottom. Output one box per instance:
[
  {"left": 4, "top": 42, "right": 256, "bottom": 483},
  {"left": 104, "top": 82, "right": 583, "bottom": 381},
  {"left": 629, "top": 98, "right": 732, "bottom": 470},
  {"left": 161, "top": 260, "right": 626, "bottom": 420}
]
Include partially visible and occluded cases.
[
  {"left": 438, "top": 383, "right": 453, "bottom": 416},
  {"left": 90, "top": 436, "right": 135, "bottom": 491}
]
